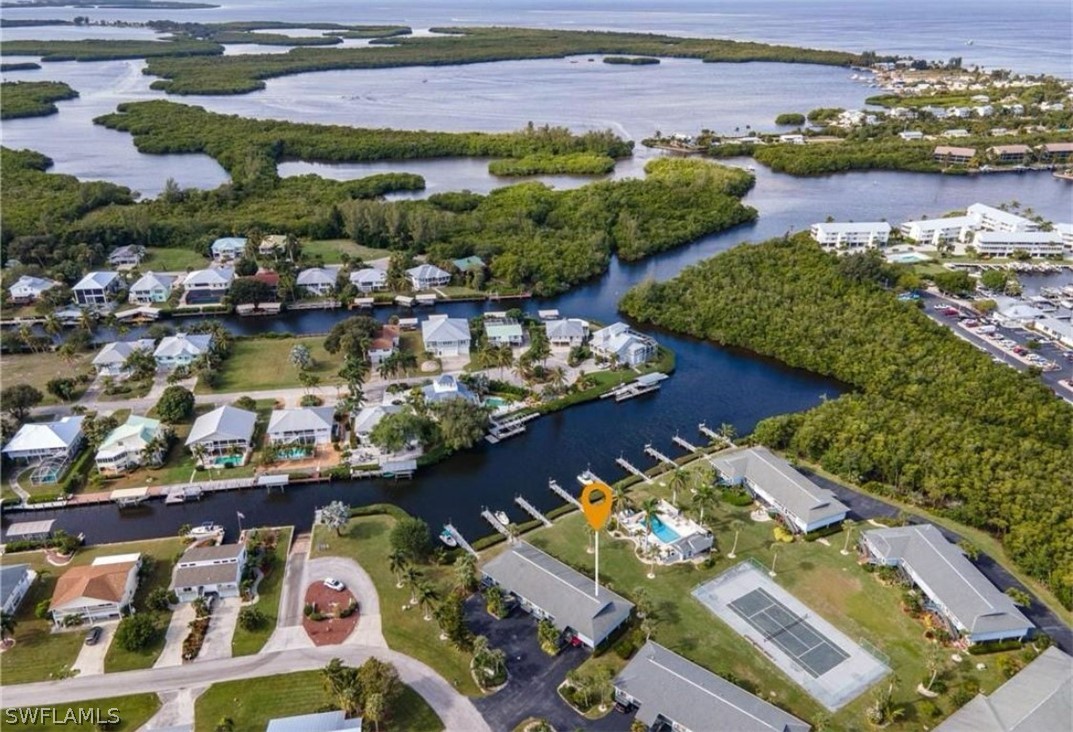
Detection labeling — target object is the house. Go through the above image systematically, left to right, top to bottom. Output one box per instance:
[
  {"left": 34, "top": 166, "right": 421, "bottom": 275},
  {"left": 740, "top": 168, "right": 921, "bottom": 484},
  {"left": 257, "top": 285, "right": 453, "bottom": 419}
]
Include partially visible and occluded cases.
[
  {"left": 1039, "top": 101, "right": 1065, "bottom": 112},
  {"left": 1003, "top": 103, "right": 1025, "bottom": 115},
  {"left": 974, "top": 104, "right": 994, "bottom": 117},
  {"left": 949, "top": 107, "right": 972, "bottom": 118},
  {"left": 990, "top": 127, "right": 1010, "bottom": 136},
  {"left": 941, "top": 128, "right": 971, "bottom": 138},
  {"left": 898, "top": 130, "right": 924, "bottom": 141},
  {"left": 778, "top": 133, "right": 805, "bottom": 144},
  {"left": 1038, "top": 141, "right": 1073, "bottom": 162},
  {"left": 987, "top": 144, "right": 1031, "bottom": 163},
  {"left": 933, "top": 145, "right": 976, "bottom": 164},
  {"left": 966, "top": 203, "right": 1039, "bottom": 233},
  {"left": 899, "top": 216, "right": 974, "bottom": 246},
  {"left": 809, "top": 221, "right": 891, "bottom": 252},
  {"left": 1057, "top": 223, "right": 1073, "bottom": 255},
  {"left": 966, "top": 231, "right": 1064, "bottom": 258},
  {"left": 258, "top": 234, "right": 288, "bottom": 257},
  {"left": 210, "top": 237, "right": 247, "bottom": 262},
  {"left": 107, "top": 245, "right": 146, "bottom": 268},
  {"left": 451, "top": 255, "right": 486, "bottom": 273},
  {"left": 406, "top": 263, "right": 451, "bottom": 291},
  {"left": 182, "top": 267, "right": 234, "bottom": 293},
  {"left": 296, "top": 267, "right": 337, "bottom": 297},
  {"left": 349, "top": 267, "right": 388, "bottom": 293},
  {"left": 72, "top": 271, "right": 121, "bottom": 306},
  {"left": 247, "top": 271, "right": 280, "bottom": 297},
  {"left": 129, "top": 272, "right": 175, "bottom": 304},
  {"left": 8, "top": 275, "right": 59, "bottom": 304},
  {"left": 421, "top": 314, "right": 471, "bottom": 357},
  {"left": 1034, "top": 317, "right": 1073, "bottom": 348},
  {"left": 545, "top": 318, "right": 590, "bottom": 347},
  {"left": 484, "top": 319, "right": 525, "bottom": 347},
  {"left": 590, "top": 322, "right": 657, "bottom": 367},
  {"left": 368, "top": 324, "right": 399, "bottom": 365},
  {"left": 154, "top": 333, "right": 213, "bottom": 369},
  {"left": 92, "top": 339, "right": 155, "bottom": 377},
  {"left": 421, "top": 374, "right": 478, "bottom": 405},
  {"left": 352, "top": 404, "right": 402, "bottom": 445},
  {"left": 185, "top": 405, "right": 257, "bottom": 467},
  {"left": 266, "top": 407, "right": 336, "bottom": 447},
  {"left": 95, "top": 415, "right": 166, "bottom": 475},
  {"left": 2, "top": 416, "right": 84, "bottom": 463},
  {"left": 710, "top": 447, "right": 849, "bottom": 534},
  {"left": 3, "top": 519, "right": 56, "bottom": 543},
  {"left": 860, "top": 524, "right": 1033, "bottom": 644},
  {"left": 169, "top": 542, "right": 247, "bottom": 602},
  {"left": 482, "top": 542, "right": 634, "bottom": 648},
  {"left": 50, "top": 554, "right": 140, "bottom": 625},
  {"left": 0, "top": 564, "right": 35, "bottom": 615},
  {"left": 614, "top": 642, "right": 811, "bottom": 732},
  {"left": 935, "top": 646, "right": 1071, "bottom": 732},
  {"left": 266, "top": 711, "right": 362, "bottom": 732}
]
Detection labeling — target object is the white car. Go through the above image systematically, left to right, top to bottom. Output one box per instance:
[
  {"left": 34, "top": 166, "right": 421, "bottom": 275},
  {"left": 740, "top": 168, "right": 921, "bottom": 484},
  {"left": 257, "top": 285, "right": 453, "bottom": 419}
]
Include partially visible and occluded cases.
[{"left": 323, "top": 577, "right": 346, "bottom": 592}]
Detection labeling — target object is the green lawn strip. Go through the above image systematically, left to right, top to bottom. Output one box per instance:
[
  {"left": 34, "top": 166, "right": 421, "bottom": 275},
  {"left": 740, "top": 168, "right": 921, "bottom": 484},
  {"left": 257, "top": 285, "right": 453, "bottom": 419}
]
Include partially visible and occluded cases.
[
  {"left": 302, "top": 239, "right": 392, "bottom": 264},
  {"left": 143, "top": 246, "right": 209, "bottom": 271},
  {"left": 195, "top": 336, "right": 346, "bottom": 394},
  {"left": 0, "top": 350, "right": 95, "bottom": 405},
  {"left": 311, "top": 514, "right": 481, "bottom": 696},
  {"left": 231, "top": 526, "right": 293, "bottom": 656},
  {"left": 193, "top": 669, "right": 442, "bottom": 732},
  {"left": 2, "top": 693, "right": 160, "bottom": 731}
]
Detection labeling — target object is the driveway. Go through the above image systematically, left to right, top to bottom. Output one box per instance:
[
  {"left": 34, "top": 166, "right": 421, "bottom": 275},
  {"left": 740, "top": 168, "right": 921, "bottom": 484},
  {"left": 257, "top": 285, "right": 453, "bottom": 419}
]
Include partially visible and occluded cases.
[
  {"left": 261, "top": 533, "right": 316, "bottom": 653},
  {"left": 305, "top": 555, "right": 385, "bottom": 648},
  {"left": 466, "top": 596, "right": 633, "bottom": 732},
  {"left": 196, "top": 597, "right": 240, "bottom": 663},
  {"left": 154, "top": 603, "right": 197, "bottom": 668},
  {"left": 70, "top": 623, "right": 116, "bottom": 677}
]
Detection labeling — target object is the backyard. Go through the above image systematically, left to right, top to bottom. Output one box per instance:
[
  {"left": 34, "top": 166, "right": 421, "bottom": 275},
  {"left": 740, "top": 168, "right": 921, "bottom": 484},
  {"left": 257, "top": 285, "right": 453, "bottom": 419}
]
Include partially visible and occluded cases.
[
  {"left": 194, "top": 336, "right": 346, "bottom": 394},
  {"left": 0, "top": 349, "right": 94, "bottom": 405},
  {"left": 231, "top": 526, "right": 293, "bottom": 656},
  {"left": 1, "top": 694, "right": 160, "bottom": 731}
]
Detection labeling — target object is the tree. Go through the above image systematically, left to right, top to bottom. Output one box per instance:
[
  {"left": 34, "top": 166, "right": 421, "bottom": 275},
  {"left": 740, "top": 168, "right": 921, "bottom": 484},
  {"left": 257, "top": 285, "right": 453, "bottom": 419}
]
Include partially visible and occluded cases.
[
  {"left": 233, "top": 257, "right": 258, "bottom": 277},
  {"left": 228, "top": 278, "right": 273, "bottom": 305},
  {"left": 324, "top": 316, "right": 379, "bottom": 358},
  {"left": 289, "top": 343, "right": 313, "bottom": 370},
  {"left": 123, "top": 349, "right": 157, "bottom": 380},
  {"left": 338, "top": 355, "right": 369, "bottom": 405},
  {"left": 46, "top": 377, "right": 77, "bottom": 402},
  {"left": 1, "top": 384, "right": 43, "bottom": 421},
  {"left": 154, "top": 385, "right": 194, "bottom": 423},
  {"left": 431, "top": 399, "right": 489, "bottom": 451},
  {"left": 368, "top": 409, "right": 431, "bottom": 453},
  {"left": 81, "top": 412, "right": 119, "bottom": 449},
  {"left": 718, "top": 422, "right": 737, "bottom": 443},
  {"left": 666, "top": 467, "right": 689, "bottom": 506},
  {"left": 692, "top": 483, "right": 717, "bottom": 523},
  {"left": 639, "top": 498, "right": 661, "bottom": 553},
  {"left": 320, "top": 500, "right": 350, "bottom": 536},
  {"left": 390, "top": 517, "right": 432, "bottom": 563},
  {"left": 728, "top": 519, "right": 746, "bottom": 559},
  {"left": 388, "top": 550, "right": 409, "bottom": 588},
  {"left": 455, "top": 552, "right": 478, "bottom": 593},
  {"left": 402, "top": 566, "right": 423, "bottom": 606},
  {"left": 416, "top": 581, "right": 439, "bottom": 621},
  {"left": 485, "top": 585, "right": 505, "bottom": 618},
  {"left": 147, "top": 587, "right": 172, "bottom": 612},
  {"left": 1005, "top": 587, "right": 1032, "bottom": 607},
  {"left": 434, "top": 590, "right": 471, "bottom": 649},
  {"left": 237, "top": 606, "right": 267, "bottom": 631},
  {"left": 0, "top": 611, "right": 16, "bottom": 643},
  {"left": 114, "top": 612, "right": 158, "bottom": 652},
  {"left": 471, "top": 635, "right": 507, "bottom": 688},
  {"left": 358, "top": 657, "right": 401, "bottom": 713},
  {"left": 320, "top": 658, "right": 363, "bottom": 717},
  {"left": 866, "top": 678, "right": 904, "bottom": 726},
  {"left": 364, "top": 692, "right": 385, "bottom": 732}
]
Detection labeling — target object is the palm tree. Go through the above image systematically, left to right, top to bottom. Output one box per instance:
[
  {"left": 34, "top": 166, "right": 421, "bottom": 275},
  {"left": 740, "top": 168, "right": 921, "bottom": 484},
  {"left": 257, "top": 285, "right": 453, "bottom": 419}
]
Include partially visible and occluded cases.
[
  {"left": 77, "top": 308, "right": 95, "bottom": 333},
  {"left": 43, "top": 313, "right": 62, "bottom": 338},
  {"left": 495, "top": 345, "right": 514, "bottom": 381},
  {"left": 549, "top": 366, "right": 567, "bottom": 394},
  {"left": 718, "top": 422, "right": 737, "bottom": 444},
  {"left": 666, "top": 467, "right": 689, "bottom": 507},
  {"left": 612, "top": 484, "right": 632, "bottom": 515},
  {"left": 692, "top": 484, "right": 717, "bottom": 523},
  {"left": 639, "top": 498, "right": 660, "bottom": 554},
  {"left": 728, "top": 519, "right": 745, "bottom": 558},
  {"left": 840, "top": 519, "right": 857, "bottom": 555},
  {"left": 768, "top": 542, "right": 780, "bottom": 577},
  {"left": 388, "top": 550, "right": 409, "bottom": 589},
  {"left": 403, "top": 566, "right": 423, "bottom": 606},
  {"left": 417, "top": 581, "right": 439, "bottom": 621}
]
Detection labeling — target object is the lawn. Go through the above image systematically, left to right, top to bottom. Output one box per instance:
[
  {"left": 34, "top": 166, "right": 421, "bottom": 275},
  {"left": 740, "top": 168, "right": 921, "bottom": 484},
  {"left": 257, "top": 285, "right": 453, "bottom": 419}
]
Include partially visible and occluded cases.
[
  {"left": 303, "top": 239, "right": 393, "bottom": 264},
  {"left": 143, "top": 246, "right": 209, "bottom": 271},
  {"left": 195, "top": 336, "right": 346, "bottom": 393},
  {"left": 0, "top": 350, "right": 94, "bottom": 405},
  {"left": 523, "top": 459, "right": 1022, "bottom": 730},
  {"left": 311, "top": 513, "right": 481, "bottom": 696},
  {"left": 231, "top": 526, "right": 293, "bottom": 657},
  {"left": 0, "top": 537, "right": 183, "bottom": 684},
  {"left": 194, "top": 669, "right": 442, "bottom": 732},
  {"left": 2, "top": 694, "right": 160, "bottom": 731}
]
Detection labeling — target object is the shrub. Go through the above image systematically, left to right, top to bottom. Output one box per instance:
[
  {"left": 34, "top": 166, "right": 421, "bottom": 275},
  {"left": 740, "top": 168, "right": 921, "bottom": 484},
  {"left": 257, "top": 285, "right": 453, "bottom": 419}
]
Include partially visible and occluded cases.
[
  {"left": 775, "top": 112, "right": 806, "bottom": 126},
  {"left": 300, "top": 394, "right": 324, "bottom": 406},
  {"left": 722, "top": 488, "right": 754, "bottom": 506},
  {"left": 389, "top": 517, "right": 432, "bottom": 563},
  {"left": 773, "top": 525, "right": 794, "bottom": 543},
  {"left": 146, "top": 587, "right": 172, "bottom": 612},
  {"left": 35, "top": 598, "right": 52, "bottom": 620},
  {"left": 339, "top": 599, "right": 358, "bottom": 618},
  {"left": 237, "top": 606, "right": 267, "bottom": 631},
  {"left": 114, "top": 612, "right": 159, "bottom": 652},
  {"left": 537, "top": 619, "right": 561, "bottom": 655},
  {"left": 968, "top": 639, "right": 1023, "bottom": 655},
  {"left": 997, "top": 654, "right": 1024, "bottom": 678},
  {"left": 917, "top": 700, "right": 942, "bottom": 719}
]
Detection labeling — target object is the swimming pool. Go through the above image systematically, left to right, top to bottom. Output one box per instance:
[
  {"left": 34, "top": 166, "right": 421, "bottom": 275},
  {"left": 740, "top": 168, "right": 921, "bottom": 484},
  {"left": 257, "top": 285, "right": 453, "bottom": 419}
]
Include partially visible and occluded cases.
[
  {"left": 889, "top": 252, "right": 932, "bottom": 264},
  {"left": 484, "top": 396, "right": 510, "bottom": 409},
  {"left": 278, "top": 447, "right": 311, "bottom": 459},
  {"left": 212, "top": 455, "right": 244, "bottom": 467},
  {"left": 650, "top": 516, "right": 681, "bottom": 543}
]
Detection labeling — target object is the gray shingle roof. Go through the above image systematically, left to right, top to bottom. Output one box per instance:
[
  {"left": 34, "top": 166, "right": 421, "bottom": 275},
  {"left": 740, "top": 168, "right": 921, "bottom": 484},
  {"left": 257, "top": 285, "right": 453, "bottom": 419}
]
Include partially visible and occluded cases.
[
  {"left": 296, "top": 268, "right": 336, "bottom": 286},
  {"left": 130, "top": 271, "right": 175, "bottom": 293},
  {"left": 421, "top": 316, "right": 470, "bottom": 344},
  {"left": 154, "top": 333, "right": 213, "bottom": 359},
  {"left": 93, "top": 339, "right": 155, "bottom": 366},
  {"left": 185, "top": 406, "right": 256, "bottom": 446},
  {"left": 267, "top": 407, "right": 335, "bottom": 436},
  {"left": 710, "top": 447, "right": 849, "bottom": 527},
  {"left": 862, "top": 524, "right": 1032, "bottom": 638},
  {"left": 482, "top": 542, "right": 633, "bottom": 644},
  {"left": 177, "top": 543, "right": 245, "bottom": 564},
  {"left": 171, "top": 563, "right": 241, "bottom": 588},
  {"left": 0, "top": 564, "right": 32, "bottom": 610},
  {"left": 616, "top": 642, "right": 811, "bottom": 732},
  {"left": 935, "top": 647, "right": 1072, "bottom": 731}
]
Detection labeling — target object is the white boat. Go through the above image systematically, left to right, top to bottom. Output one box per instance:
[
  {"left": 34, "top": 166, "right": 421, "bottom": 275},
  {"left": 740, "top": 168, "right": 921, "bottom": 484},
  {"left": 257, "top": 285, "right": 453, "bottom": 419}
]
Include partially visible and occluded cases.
[
  {"left": 577, "top": 470, "right": 598, "bottom": 486},
  {"left": 494, "top": 511, "right": 511, "bottom": 526},
  {"left": 187, "top": 521, "right": 223, "bottom": 538},
  {"left": 439, "top": 528, "right": 458, "bottom": 547}
]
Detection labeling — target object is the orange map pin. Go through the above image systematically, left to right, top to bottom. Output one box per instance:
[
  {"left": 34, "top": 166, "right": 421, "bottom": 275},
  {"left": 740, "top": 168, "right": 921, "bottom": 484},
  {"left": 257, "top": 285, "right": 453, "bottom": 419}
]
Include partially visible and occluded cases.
[{"left": 580, "top": 481, "right": 613, "bottom": 530}]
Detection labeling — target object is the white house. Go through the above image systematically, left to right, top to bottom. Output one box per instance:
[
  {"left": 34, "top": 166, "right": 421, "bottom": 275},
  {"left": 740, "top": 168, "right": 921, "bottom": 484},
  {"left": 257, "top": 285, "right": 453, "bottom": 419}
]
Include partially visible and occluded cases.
[
  {"left": 941, "top": 128, "right": 971, "bottom": 138},
  {"left": 898, "top": 130, "right": 925, "bottom": 141},
  {"left": 778, "top": 133, "right": 806, "bottom": 144},
  {"left": 966, "top": 203, "right": 1039, "bottom": 233},
  {"left": 899, "top": 216, "right": 974, "bottom": 246},
  {"left": 809, "top": 221, "right": 892, "bottom": 252},
  {"left": 1057, "top": 223, "right": 1073, "bottom": 255},
  {"left": 965, "top": 231, "right": 1064, "bottom": 258},
  {"left": 258, "top": 234, "right": 288, "bottom": 257},
  {"left": 211, "top": 237, "right": 247, "bottom": 262},
  {"left": 107, "top": 245, "right": 146, "bottom": 268},
  {"left": 406, "top": 263, "right": 451, "bottom": 291},
  {"left": 182, "top": 267, "right": 234, "bottom": 293},
  {"left": 296, "top": 267, "right": 337, "bottom": 297},
  {"left": 349, "top": 267, "right": 388, "bottom": 293},
  {"left": 72, "top": 271, "right": 121, "bottom": 306},
  {"left": 129, "top": 272, "right": 175, "bottom": 304},
  {"left": 8, "top": 275, "right": 59, "bottom": 303},
  {"left": 421, "top": 315, "right": 471, "bottom": 357},
  {"left": 1033, "top": 317, "right": 1073, "bottom": 348},
  {"left": 545, "top": 318, "right": 590, "bottom": 347},
  {"left": 484, "top": 319, "right": 525, "bottom": 347},
  {"left": 590, "top": 322, "right": 657, "bottom": 367},
  {"left": 368, "top": 325, "right": 399, "bottom": 365},
  {"left": 154, "top": 333, "right": 213, "bottom": 369},
  {"left": 92, "top": 339, "right": 155, "bottom": 377},
  {"left": 422, "top": 374, "right": 478, "bottom": 405},
  {"left": 352, "top": 404, "right": 402, "bottom": 445},
  {"left": 185, "top": 405, "right": 257, "bottom": 467},
  {"left": 266, "top": 407, "right": 336, "bottom": 447},
  {"left": 95, "top": 415, "right": 166, "bottom": 475},
  {"left": 2, "top": 416, "right": 84, "bottom": 463},
  {"left": 170, "top": 543, "right": 247, "bottom": 602},
  {"left": 50, "top": 554, "right": 140, "bottom": 625},
  {"left": 0, "top": 564, "right": 35, "bottom": 616},
  {"left": 266, "top": 711, "right": 362, "bottom": 732}
]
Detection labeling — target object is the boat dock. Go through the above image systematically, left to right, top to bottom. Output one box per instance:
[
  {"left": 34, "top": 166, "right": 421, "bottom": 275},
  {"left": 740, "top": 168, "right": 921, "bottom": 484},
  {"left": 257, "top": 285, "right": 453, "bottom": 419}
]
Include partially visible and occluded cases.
[
  {"left": 615, "top": 372, "right": 669, "bottom": 401},
  {"left": 485, "top": 412, "right": 540, "bottom": 444},
  {"left": 672, "top": 434, "right": 701, "bottom": 453},
  {"left": 644, "top": 443, "right": 677, "bottom": 467},
  {"left": 616, "top": 456, "right": 653, "bottom": 484},
  {"left": 549, "top": 479, "right": 581, "bottom": 508},
  {"left": 164, "top": 485, "right": 204, "bottom": 504},
  {"left": 515, "top": 495, "right": 552, "bottom": 527},
  {"left": 481, "top": 508, "right": 511, "bottom": 537},
  {"left": 443, "top": 523, "right": 478, "bottom": 556}
]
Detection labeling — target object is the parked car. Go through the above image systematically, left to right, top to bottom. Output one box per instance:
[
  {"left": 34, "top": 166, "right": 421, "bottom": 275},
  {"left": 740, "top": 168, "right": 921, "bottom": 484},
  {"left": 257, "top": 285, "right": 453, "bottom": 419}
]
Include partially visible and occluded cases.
[
  {"left": 323, "top": 577, "right": 346, "bottom": 592},
  {"left": 85, "top": 626, "right": 102, "bottom": 646}
]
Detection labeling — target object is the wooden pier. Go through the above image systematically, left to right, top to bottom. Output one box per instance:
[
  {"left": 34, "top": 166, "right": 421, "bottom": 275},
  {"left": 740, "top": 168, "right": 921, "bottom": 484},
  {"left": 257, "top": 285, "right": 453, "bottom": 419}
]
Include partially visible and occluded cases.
[
  {"left": 485, "top": 412, "right": 540, "bottom": 444},
  {"left": 672, "top": 434, "right": 701, "bottom": 453},
  {"left": 644, "top": 443, "right": 677, "bottom": 467},
  {"left": 616, "top": 456, "right": 653, "bottom": 484},
  {"left": 549, "top": 479, "right": 581, "bottom": 508},
  {"left": 164, "top": 485, "right": 204, "bottom": 505},
  {"left": 515, "top": 495, "right": 552, "bottom": 527},
  {"left": 481, "top": 508, "right": 511, "bottom": 537},
  {"left": 443, "top": 523, "right": 478, "bottom": 556}
]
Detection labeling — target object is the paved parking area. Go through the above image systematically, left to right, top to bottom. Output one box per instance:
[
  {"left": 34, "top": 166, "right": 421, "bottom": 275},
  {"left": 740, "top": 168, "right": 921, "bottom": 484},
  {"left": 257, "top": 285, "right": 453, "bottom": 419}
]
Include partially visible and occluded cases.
[
  {"left": 197, "top": 597, "right": 240, "bottom": 663},
  {"left": 70, "top": 622, "right": 116, "bottom": 677}
]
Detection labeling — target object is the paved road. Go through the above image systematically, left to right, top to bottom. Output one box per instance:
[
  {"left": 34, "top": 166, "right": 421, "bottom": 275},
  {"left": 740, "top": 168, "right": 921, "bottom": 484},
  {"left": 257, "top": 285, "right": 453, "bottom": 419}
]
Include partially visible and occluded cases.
[{"left": 305, "top": 555, "right": 385, "bottom": 648}]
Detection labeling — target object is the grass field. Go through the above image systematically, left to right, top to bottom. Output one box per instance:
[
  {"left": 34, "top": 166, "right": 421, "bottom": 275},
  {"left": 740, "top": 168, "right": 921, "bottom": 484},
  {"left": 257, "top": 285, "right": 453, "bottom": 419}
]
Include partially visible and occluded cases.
[
  {"left": 303, "top": 239, "right": 393, "bottom": 264},
  {"left": 143, "top": 247, "right": 209, "bottom": 271},
  {"left": 195, "top": 336, "right": 346, "bottom": 393},
  {"left": 0, "top": 350, "right": 94, "bottom": 405},
  {"left": 312, "top": 514, "right": 481, "bottom": 696},
  {"left": 231, "top": 526, "right": 293, "bottom": 657},
  {"left": 0, "top": 537, "right": 184, "bottom": 684},
  {"left": 193, "top": 670, "right": 443, "bottom": 732},
  {"left": 2, "top": 694, "right": 160, "bottom": 731}
]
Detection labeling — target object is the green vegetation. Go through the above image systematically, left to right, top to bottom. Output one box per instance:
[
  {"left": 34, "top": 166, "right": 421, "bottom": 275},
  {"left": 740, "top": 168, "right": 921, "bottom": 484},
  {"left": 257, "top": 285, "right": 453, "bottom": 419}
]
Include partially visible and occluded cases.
[
  {"left": 147, "top": 20, "right": 412, "bottom": 45},
  {"left": 138, "top": 26, "right": 863, "bottom": 96},
  {"left": 0, "top": 38, "right": 223, "bottom": 62},
  {"left": 602, "top": 55, "right": 660, "bottom": 65},
  {"left": 0, "top": 62, "right": 42, "bottom": 71},
  {"left": 0, "top": 80, "right": 78, "bottom": 119},
  {"left": 775, "top": 112, "right": 806, "bottom": 125},
  {"left": 488, "top": 152, "right": 616, "bottom": 176},
  {"left": 621, "top": 238, "right": 1073, "bottom": 608},
  {"left": 301, "top": 239, "right": 392, "bottom": 263},
  {"left": 142, "top": 246, "right": 208, "bottom": 270},
  {"left": 195, "top": 336, "right": 346, "bottom": 393},
  {"left": 0, "top": 349, "right": 95, "bottom": 405},
  {"left": 231, "top": 527, "right": 292, "bottom": 656},
  {"left": 1, "top": 695, "right": 161, "bottom": 731}
]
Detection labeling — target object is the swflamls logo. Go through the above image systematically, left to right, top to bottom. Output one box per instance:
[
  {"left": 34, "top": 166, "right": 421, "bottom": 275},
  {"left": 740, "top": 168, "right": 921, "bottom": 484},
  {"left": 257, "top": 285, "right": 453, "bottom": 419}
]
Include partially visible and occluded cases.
[{"left": 4, "top": 707, "right": 121, "bottom": 726}]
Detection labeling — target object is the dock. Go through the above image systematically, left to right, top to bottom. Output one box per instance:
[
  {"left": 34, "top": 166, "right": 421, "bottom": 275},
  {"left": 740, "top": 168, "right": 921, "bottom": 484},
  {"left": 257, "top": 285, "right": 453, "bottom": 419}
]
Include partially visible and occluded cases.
[
  {"left": 602, "top": 372, "right": 669, "bottom": 402},
  {"left": 485, "top": 412, "right": 540, "bottom": 444},
  {"left": 698, "top": 422, "right": 722, "bottom": 443},
  {"left": 672, "top": 434, "right": 701, "bottom": 453},
  {"left": 644, "top": 443, "right": 677, "bottom": 467},
  {"left": 616, "top": 456, "right": 654, "bottom": 484},
  {"left": 549, "top": 479, "right": 581, "bottom": 508},
  {"left": 164, "top": 485, "right": 204, "bottom": 504},
  {"left": 514, "top": 495, "right": 552, "bottom": 527},
  {"left": 481, "top": 508, "right": 512, "bottom": 537},
  {"left": 443, "top": 523, "right": 478, "bottom": 556}
]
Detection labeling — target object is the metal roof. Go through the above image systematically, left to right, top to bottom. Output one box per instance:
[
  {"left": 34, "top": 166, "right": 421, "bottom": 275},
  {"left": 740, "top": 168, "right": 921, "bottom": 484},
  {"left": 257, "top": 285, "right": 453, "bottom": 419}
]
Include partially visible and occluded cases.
[
  {"left": 183, "top": 267, "right": 234, "bottom": 288},
  {"left": 296, "top": 267, "right": 336, "bottom": 286},
  {"left": 72, "top": 271, "right": 119, "bottom": 291},
  {"left": 130, "top": 271, "right": 175, "bottom": 292},
  {"left": 421, "top": 316, "right": 470, "bottom": 344},
  {"left": 545, "top": 318, "right": 588, "bottom": 339},
  {"left": 154, "top": 333, "right": 213, "bottom": 359},
  {"left": 93, "top": 339, "right": 155, "bottom": 366},
  {"left": 186, "top": 405, "right": 257, "bottom": 446},
  {"left": 267, "top": 407, "right": 335, "bottom": 436},
  {"left": 2, "top": 416, "right": 84, "bottom": 455},
  {"left": 4, "top": 520, "right": 56, "bottom": 539},
  {"left": 0, "top": 564, "right": 32, "bottom": 608},
  {"left": 266, "top": 711, "right": 362, "bottom": 732}
]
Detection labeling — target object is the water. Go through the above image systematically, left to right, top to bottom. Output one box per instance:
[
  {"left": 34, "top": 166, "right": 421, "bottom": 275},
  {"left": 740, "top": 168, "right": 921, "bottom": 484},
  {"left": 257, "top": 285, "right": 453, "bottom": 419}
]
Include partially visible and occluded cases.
[{"left": 650, "top": 516, "right": 681, "bottom": 543}]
